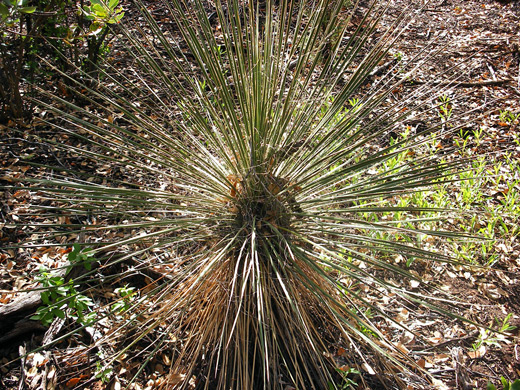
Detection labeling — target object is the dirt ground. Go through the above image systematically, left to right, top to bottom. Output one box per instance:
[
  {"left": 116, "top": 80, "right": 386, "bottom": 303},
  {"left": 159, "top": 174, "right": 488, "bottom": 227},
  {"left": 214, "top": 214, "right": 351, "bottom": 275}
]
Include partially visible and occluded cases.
[{"left": 1, "top": 0, "right": 520, "bottom": 389}]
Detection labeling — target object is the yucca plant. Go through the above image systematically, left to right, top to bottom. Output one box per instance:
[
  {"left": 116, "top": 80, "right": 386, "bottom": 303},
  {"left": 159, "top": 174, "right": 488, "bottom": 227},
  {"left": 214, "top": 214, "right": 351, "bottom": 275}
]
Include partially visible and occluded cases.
[{"left": 6, "top": 0, "right": 482, "bottom": 388}]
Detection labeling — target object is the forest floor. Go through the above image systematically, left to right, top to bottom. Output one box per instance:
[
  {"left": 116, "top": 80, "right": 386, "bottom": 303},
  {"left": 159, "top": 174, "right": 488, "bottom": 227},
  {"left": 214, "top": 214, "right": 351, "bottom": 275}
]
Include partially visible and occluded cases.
[
  {"left": 1, "top": 0, "right": 520, "bottom": 389},
  {"left": 374, "top": 1, "right": 520, "bottom": 387}
]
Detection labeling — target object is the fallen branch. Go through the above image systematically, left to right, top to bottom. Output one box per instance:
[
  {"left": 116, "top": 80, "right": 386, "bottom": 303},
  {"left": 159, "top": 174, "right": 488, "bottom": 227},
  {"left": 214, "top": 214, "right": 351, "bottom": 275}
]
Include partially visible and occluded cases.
[
  {"left": 405, "top": 79, "right": 514, "bottom": 87},
  {"left": 0, "top": 251, "right": 168, "bottom": 343},
  {"left": 0, "top": 260, "right": 86, "bottom": 341},
  {"left": 0, "top": 291, "right": 42, "bottom": 324}
]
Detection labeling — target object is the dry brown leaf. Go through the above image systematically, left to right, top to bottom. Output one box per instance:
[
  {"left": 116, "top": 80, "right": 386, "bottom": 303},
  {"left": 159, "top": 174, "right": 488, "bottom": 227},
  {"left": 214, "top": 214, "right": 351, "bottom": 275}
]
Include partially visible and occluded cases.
[
  {"left": 428, "top": 330, "right": 444, "bottom": 344},
  {"left": 400, "top": 331, "right": 415, "bottom": 345},
  {"left": 395, "top": 342, "right": 409, "bottom": 354},
  {"left": 467, "top": 345, "right": 486, "bottom": 359},
  {"left": 434, "top": 353, "right": 450, "bottom": 363},
  {"left": 46, "top": 365, "right": 57, "bottom": 390},
  {"left": 27, "top": 366, "right": 38, "bottom": 378},
  {"left": 65, "top": 377, "right": 83, "bottom": 388}
]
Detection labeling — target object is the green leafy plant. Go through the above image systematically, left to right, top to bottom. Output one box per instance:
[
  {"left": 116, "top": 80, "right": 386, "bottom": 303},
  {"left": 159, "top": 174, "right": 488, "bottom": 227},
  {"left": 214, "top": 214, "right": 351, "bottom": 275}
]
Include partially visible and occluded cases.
[
  {"left": 0, "top": 0, "right": 38, "bottom": 120},
  {"left": 0, "top": 0, "right": 123, "bottom": 122},
  {"left": 0, "top": 0, "right": 36, "bottom": 20},
  {"left": 14, "top": 0, "right": 488, "bottom": 388},
  {"left": 44, "top": 0, "right": 124, "bottom": 75},
  {"left": 78, "top": 0, "right": 124, "bottom": 73},
  {"left": 393, "top": 51, "right": 404, "bottom": 62},
  {"left": 438, "top": 94, "right": 453, "bottom": 133},
  {"left": 499, "top": 109, "right": 520, "bottom": 125},
  {"left": 66, "top": 243, "right": 97, "bottom": 275},
  {"left": 31, "top": 268, "right": 95, "bottom": 326},
  {"left": 111, "top": 285, "right": 136, "bottom": 313},
  {"left": 472, "top": 314, "right": 517, "bottom": 352},
  {"left": 95, "top": 352, "right": 113, "bottom": 383},
  {"left": 329, "top": 367, "right": 360, "bottom": 390},
  {"left": 487, "top": 377, "right": 520, "bottom": 390}
]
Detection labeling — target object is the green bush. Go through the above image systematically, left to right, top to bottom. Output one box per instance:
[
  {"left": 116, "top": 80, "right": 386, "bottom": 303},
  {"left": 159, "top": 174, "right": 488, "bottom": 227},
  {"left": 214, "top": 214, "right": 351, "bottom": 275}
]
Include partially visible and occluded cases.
[
  {"left": 0, "top": 0, "right": 123, "bottom": 122},
  {"left": 0, "top": 0, "right": 39, "bottom": 120},
  {"left": 31, "top": 267, "right": 95, "bottom": 326}
]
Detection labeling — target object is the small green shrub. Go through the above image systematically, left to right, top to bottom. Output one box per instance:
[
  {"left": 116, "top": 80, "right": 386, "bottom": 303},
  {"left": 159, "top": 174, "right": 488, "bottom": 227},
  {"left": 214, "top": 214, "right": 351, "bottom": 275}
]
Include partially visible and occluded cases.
[
  {"left": 0, "top": 0, "right": 123, "bottom": 121},
  {"left": 0, "top": 0, "right": 38, "bottom": 120},
  {"left": 77, "top": 0, "right": 124, "bottom": 73},
  {"left": 499, "top": 109, "right": 520, "bottom": 125},
  {"left": 66, "top": 243, "right": 96, "bottom": 274},
  {"left": 31, "top": 268, "right": 95, "bottom": 326},
  {"left": 111, "top": 285, "right": 136, "bottom": 313},
  {"left": 329, "top": 367, "right": 360, "bottom": 390},
  {"left": 488, "top": 377, "right": 520, "bottom": 390}
]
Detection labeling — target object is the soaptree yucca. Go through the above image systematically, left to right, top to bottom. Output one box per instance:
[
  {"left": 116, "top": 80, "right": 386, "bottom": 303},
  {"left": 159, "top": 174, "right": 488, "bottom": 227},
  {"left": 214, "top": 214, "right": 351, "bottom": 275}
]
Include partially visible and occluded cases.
[{"left": 13, "top": 0, "right": 477, "bottom": 388}]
